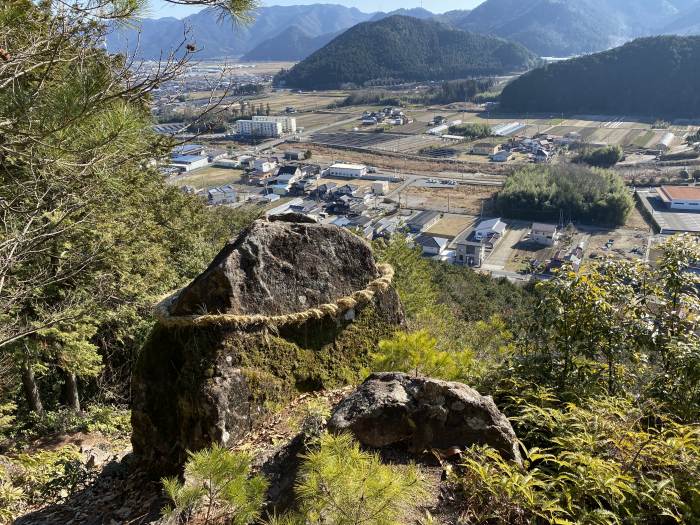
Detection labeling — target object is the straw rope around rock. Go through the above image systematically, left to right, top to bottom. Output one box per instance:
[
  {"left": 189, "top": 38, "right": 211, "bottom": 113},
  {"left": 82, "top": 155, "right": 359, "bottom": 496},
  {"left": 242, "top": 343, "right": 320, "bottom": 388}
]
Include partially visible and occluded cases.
[{"left": 154, "top": 263, "right": 395, "bottom": 329}]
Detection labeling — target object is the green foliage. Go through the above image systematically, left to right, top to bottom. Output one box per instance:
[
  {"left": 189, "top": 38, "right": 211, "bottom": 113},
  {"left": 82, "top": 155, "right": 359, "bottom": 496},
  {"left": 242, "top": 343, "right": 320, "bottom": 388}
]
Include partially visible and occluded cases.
[
  {"left": 0, "top": 0, "right": 259, "bottom": 417},
  {"left": 276, "top": 16, "right": 536, "bottom": 90},
  {"left": 500, "top": 35, "right": 700, "bottom": 117},
  {"left": 340, "top": 79, "right": 496, "bottom": 107},
  {"left": 448, "top": 122, "right": 492, "bottom": 140},
  {"left": 575, "top": 145, "right": 624, "bottom": 168},
  {"left": 496, "top": 164, "right": 633, "bottom": 226},
  {"left": 514, "top": 235, "right": 700, "bottom": 412},
  {"left": 374, "top": 236, "right": 526, "bottom": 382},
  {"left": 374, "top": 236, "right": 441, "bottom": 322},
  {"left": 372, "top": 330, "right": 464, "bottom": 379},
  {"left": 290, "top": 397, "right": 332, "bottom": 436},
  {"left": 454, "top": 397, "right": 700, "bottom": 524},
  {"left": 7, "top": 405, "right": 131, "bottom": 442},
  {"left": 293, "top": 432, "right": 428, "bottom": 525},
  {"left": 0, "top": 445, "right": 94, "bottom": 522},
  {"left": 161, "top": 445, "right": 267, "bottom": 525}
]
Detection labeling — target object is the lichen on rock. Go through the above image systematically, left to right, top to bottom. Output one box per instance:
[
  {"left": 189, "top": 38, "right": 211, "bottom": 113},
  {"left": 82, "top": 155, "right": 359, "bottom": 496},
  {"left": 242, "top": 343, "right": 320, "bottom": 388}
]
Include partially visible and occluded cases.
[
  {"left": 131, "top": 215, "right": 404, "bottom": 476},
  {"left": 328, "top": 372, "right": 522, "bottom": 464}
]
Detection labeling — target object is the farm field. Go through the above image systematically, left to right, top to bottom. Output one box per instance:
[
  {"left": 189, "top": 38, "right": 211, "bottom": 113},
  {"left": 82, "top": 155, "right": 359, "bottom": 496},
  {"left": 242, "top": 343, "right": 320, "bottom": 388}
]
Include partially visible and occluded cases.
[
  {"left": 231, "top": 61, "right": 296, "bottom": 75},
  {"left": 253, "top": 90, "right": 348, "bottom": 113},
  {"left": 294, "top": 112, "right": 351, "bottom": 129},
  {"left": 173, "top": 167, "right": 246, "bottom": 190},
  {"left": 401, "top": 183, "right": 497, "bottom": 215},
  {"left": 424, "top": 214, "right": 476, "bottom": 238},
  {"left": 584, "top": 228, "right": 648, "bottom": 261}
]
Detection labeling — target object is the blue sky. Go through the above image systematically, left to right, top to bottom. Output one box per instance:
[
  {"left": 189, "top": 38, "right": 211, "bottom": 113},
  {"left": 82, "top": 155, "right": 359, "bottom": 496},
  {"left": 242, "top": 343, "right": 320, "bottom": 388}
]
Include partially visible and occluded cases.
[{"left": 147, "top": 0, "right": 483, "bottom": 18}]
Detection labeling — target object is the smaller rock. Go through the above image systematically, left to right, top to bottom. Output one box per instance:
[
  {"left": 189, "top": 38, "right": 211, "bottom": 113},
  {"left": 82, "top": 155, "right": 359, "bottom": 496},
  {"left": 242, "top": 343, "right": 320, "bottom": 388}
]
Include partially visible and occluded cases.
[{"left": 328, "top": 372, "right": 521, "bottom": 463}]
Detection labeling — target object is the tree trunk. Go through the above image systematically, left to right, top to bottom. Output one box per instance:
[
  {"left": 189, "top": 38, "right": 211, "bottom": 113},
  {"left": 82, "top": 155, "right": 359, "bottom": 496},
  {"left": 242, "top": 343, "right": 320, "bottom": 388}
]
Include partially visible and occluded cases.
[
  {"left": 21, "top": 364, "right": 44, "bottom": 415},
  {"left": 64, "top": 370, "right": 80, "bottom": 412}
]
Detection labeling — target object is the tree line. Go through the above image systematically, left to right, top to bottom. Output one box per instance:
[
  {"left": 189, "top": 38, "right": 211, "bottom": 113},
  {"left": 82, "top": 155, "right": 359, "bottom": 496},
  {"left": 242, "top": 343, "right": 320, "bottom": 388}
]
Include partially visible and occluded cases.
[
  {"left": 500, "top": 35, "right": 700, "bottom": 117},
  {"left": 496, "top": 164, "right": 633, "bottom": 226}
]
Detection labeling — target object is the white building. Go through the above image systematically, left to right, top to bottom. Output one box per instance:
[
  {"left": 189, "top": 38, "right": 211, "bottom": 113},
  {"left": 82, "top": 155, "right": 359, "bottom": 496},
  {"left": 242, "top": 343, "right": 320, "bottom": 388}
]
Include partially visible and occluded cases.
[
  {"left": 252, "top": 115, "right": 297, "bottom": 134},
  {"left": 236, "top": 119, "right": 283, "bottom": 138},
  {"left": 490, "top": 150, "right": 513, "bottom": 162},
  {"left": 170, "top": 155, "right": 209, "bottom": 172},
  {"left": 253, "top": 157, "right": 277, "bottom": 173},
  {"left": 213, "top": 158, "right": 240, "bottom": 169},
  {"left": 328, "top": 163, "right": 367, "bottom": 178},
  {"left": 372, "top": 181, "right": 389, "bottom": 195},
  {"left": 207, "top": 185, "right": 237, "bottom": 205},
  {"left": 658, "top": 185, "right": 700, "bottom": 211},
  {"left": 474, "top": 218, "right": 507, "bottom": 241},
  {"left": 531, "top": 222, "right": 558, "bottom": 246},
  {"left": 414, "top": 234, "right": 450, "bottom": 256}
]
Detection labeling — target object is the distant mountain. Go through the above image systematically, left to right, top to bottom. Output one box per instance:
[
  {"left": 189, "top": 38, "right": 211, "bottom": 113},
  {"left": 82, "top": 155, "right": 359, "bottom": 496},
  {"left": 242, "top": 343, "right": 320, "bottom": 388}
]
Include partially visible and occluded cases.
[
  {"left": 448, "top": 0, "right": 698, "bottom": 57},
  {"left": 663, "top": 2, "right": 700, "bottom": 34},
  {"left": 106, "top": 4, "right": 375, "bottom": 59},
  {"left": 370, "top": 8, "right": 435, "bottom": 21},
  {"left": 433, "top": 9, "right": 472, "bottom": 27},
  {"left": 275, "top": 15, "right": 538, "bottom": 90},
  {"left": 240, "top": 26, "right": 342, "bottom": 62},
  {"left": 499, "top": 35, "right": 700, "bottom": 117}
]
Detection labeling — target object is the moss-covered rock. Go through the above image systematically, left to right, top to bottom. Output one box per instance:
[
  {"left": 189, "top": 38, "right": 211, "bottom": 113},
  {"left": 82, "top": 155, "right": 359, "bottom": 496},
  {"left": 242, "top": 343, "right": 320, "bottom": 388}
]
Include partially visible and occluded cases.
[{"left": 131, "top": 216, "right": 403, "bottom": 476}]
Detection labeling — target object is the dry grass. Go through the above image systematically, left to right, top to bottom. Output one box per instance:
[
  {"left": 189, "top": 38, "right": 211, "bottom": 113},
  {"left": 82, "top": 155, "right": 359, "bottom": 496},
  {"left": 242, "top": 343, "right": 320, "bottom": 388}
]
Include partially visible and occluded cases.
[
  {"left": 301, "top": 144, "right": 513, "bottom": 177},
  {"left": 174, "top": 167, "right": 245, "bottom": 189},
  {"left": 402, "top": 185, "right": 497, "bottom": 215},
  {"left": 624, "top": 204, "right": 652, "bottom": 231},
  {"left": 425, "top": 214, "right": 476, "bottom": 238}
]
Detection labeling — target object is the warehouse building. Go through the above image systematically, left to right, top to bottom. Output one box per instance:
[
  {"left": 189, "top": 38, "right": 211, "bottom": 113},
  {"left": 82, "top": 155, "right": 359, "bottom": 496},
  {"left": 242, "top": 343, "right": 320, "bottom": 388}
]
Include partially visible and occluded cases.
[
  {"left": 328, "top": 163, "right": 367, "bottom": 179},
  {"left": 658, "top": 185, "right": 700, "bottom": 211}
]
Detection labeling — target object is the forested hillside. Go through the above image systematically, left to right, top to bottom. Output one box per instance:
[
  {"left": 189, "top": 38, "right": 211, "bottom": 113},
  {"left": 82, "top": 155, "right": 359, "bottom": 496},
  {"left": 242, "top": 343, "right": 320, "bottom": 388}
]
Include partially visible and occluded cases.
[
  {"left": 445, "top": 0, "right": 695, "bottom": 56},
  {"left": 275, "top": 15, "right": 538, "bottom": 89},
  {"left": 500, "top": 35, "right": 700, "bottom": 117}
]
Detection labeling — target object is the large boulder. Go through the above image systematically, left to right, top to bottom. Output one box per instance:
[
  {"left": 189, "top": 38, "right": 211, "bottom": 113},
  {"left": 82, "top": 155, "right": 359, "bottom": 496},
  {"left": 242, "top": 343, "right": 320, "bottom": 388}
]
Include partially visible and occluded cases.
[
  {"left": 131, "top": 216, "right": 403, "bottom": 476},
  {"left": 328, "top": 372, "right": 521, "bottom": 463}
]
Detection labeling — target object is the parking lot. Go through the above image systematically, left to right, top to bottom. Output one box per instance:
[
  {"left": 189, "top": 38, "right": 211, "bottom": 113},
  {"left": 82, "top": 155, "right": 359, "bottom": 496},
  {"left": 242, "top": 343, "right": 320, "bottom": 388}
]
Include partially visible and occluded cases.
[{"left": 637, "top": 190, "right": 700, "bottom": 233}]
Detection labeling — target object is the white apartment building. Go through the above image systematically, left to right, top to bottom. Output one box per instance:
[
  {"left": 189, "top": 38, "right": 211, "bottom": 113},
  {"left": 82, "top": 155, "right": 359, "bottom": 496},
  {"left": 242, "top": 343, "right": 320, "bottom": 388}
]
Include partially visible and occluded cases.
[
  {"left": 252, "top": 115, "right": 297, "bottom": 134},
  {"left": 236, "top": 119, "right": 283, "bottom": 138}
]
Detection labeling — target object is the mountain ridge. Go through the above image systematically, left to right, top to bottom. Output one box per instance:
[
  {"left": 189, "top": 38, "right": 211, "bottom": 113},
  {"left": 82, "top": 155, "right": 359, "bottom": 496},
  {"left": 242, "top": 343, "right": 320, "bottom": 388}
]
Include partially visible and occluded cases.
[
  {"left": 275, "top": 15, "right": 538, "bottom": 90},
  {"left": 499, "top": 35, "right": 700, "bottom": 117}
]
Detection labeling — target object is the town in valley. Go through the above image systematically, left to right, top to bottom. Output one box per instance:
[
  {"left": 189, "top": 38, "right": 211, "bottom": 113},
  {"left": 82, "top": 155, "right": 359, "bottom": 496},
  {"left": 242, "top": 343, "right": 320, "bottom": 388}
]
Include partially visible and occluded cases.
[{"left": 156, "top": 59, "right": 700, "bottom": 282}]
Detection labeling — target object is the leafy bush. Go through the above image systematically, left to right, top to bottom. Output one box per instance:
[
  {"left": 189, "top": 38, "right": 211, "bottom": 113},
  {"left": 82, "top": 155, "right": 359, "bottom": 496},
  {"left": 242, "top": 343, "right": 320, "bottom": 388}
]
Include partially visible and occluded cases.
[
  {"left": 448, "top": 123, "right": 492, "bottom": 140},
  {"left": 575, "top": 145, "right": 624, "bottom": 168},
  {"left": 496, "top": 164, "right": 633, "bottom": 226},
  {"left": 372, "top": 330, "right": 467, "bottom": 379},
  {"left": 454, "top": 397, "right": 700, "bottom": 524},
  {"left": 14, "top": 405, "right": 131, "bottom": 442},
  {"left": 294, "top": 432, "right": 428, "bottom": 525},
  {"left": 0, "top": 445, "right": 94, "bottom": 523},
  {"left": 161, "top": 445, "right": 267, "bottom": 525}
]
